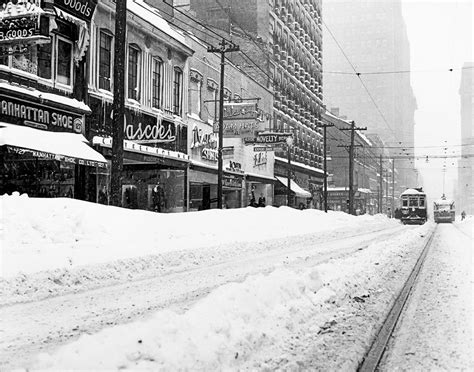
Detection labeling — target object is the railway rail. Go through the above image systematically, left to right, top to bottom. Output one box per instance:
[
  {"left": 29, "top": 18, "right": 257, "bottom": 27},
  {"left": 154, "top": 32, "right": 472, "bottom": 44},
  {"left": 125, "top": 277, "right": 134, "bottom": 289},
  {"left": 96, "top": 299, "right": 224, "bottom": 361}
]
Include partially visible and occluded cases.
[{"left": 357, "top": 224, "right": 438, "bottom": 372}]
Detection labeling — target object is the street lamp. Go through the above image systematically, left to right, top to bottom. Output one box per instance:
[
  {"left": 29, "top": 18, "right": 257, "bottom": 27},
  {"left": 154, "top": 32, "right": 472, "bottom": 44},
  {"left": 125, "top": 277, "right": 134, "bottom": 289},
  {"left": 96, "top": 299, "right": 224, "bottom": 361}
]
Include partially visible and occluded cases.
[{"left": 286, "top": 135, "right": 294, "bottom": 207}]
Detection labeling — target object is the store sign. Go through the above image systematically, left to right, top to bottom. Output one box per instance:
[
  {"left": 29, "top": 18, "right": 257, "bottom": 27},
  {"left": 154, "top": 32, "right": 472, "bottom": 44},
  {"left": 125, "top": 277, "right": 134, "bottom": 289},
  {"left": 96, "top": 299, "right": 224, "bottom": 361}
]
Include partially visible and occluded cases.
[
  {"left": 54, "top": 0, "right": 97, "bottom": 22},
  {"left": 0, "top": 12, "right": 47, "bottom": 45},
  {"left": 0, "top": 94, "right": 84, "bottom": 133},
  {"left": 89, "top": 97, "right": 187, "bottom": 153},
  {"left": 215, "top": 102, "right": 264, "bottom": 138},
  {"left": 124, "top": 112, "right": 176, "bottom": 144},
  {"left": 190, "top": 125, "right": 218, "bottom": 163},
  {"left": 244, "top": 132, "right": 291, "bottom": 145},
  {"left": 6, "top": 145, "right": 107, "bottom": 167},
  {"left": 201, "top": 148, "right": 218, "bottom": 162},
  {"left": 253, "top": 151, "right": 267, "bottom": 167},
  {"left": 225, "top": 160, "right": 244, "bottom": 173},
  {"left": 223, "top": 174, "right": 242, "bottom": 189}
]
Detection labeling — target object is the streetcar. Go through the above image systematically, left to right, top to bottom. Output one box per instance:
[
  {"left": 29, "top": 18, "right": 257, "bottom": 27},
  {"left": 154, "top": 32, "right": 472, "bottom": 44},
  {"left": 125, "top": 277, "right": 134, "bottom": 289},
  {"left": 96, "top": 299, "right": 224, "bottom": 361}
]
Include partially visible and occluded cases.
[
  {"left": 400, "top": 187, "right": 427, "bottom": 225},
  {"left": 433, "top": 195, "right": 455, "bottom": 223}
]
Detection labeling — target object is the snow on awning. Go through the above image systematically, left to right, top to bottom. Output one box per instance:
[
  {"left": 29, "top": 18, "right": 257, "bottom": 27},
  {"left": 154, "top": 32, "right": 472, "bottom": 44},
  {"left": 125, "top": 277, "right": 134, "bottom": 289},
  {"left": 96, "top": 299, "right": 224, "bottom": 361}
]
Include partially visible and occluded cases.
[
  {"left": 0, "top": 123, "right": 107, "bottom": 167},
  {"left": 93, "top": 136, "right": 190, "bottom": 162},
  {"left": 276, "top": 176, "right": 312, "bottom": 198}
]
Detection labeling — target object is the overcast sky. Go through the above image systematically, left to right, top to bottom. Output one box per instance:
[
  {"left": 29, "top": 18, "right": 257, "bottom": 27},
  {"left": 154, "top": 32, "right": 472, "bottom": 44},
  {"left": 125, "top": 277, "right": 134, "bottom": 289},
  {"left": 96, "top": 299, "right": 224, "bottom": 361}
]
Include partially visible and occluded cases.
[{"left": 401, "top": 0, "right": 472, "bottom": 200}]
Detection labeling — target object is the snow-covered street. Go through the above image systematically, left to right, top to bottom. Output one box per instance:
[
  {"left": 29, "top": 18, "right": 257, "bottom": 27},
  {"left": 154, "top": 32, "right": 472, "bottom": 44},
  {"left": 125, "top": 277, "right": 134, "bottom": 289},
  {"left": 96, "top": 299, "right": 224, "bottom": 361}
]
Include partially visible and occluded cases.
[
  {"left": 1, "top": 195, "right": 472, "bottom": 370},
  {"left": 380, "top": 222, "right": 473, "bottom": 371}
]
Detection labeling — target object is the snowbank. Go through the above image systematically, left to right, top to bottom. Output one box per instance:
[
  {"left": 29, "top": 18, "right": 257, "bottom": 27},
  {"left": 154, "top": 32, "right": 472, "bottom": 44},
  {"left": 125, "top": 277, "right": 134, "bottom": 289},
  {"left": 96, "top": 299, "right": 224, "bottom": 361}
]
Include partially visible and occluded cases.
[
  {"left": 1, "top": 193, "right": 394, "bottom": 277},
  {"left": 1, "top": 193, "right": 401, "bottom": 305}
]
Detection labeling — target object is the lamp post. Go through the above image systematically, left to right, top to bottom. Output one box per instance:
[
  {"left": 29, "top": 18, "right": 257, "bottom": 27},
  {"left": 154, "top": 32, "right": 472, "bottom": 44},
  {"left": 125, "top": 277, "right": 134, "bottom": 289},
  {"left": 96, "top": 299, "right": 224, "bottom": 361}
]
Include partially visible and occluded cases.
[{"left": 286, "top": 135, "right": 294, "bottom": 207}]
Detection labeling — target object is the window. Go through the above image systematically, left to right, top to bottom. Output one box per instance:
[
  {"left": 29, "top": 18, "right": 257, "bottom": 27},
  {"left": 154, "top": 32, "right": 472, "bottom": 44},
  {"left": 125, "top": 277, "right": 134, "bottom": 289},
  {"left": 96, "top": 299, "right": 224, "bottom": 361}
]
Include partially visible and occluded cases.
[
  {"left": 0, "top": 27, "right": 72, "bottom": 87},
  {"left": 99, "top": 31, "right": 113, "bottom": 91},
  {"left": 56, "top": 38, "right": 73, "bottom": 85},
  {"left": 37, "top": 43, "right": 52, "bottom": 79},
  {"left": 128, "top": 45, "right": 140, "bottom": 101},
  {"left": 152, "top": 57, "right": 163, "bottom": 108},
  {"left": 173, "top": 67, "right": 182, "bottom": 115},
  {"left": 189, "top": 69, "right": 202, "bottom": 118}
]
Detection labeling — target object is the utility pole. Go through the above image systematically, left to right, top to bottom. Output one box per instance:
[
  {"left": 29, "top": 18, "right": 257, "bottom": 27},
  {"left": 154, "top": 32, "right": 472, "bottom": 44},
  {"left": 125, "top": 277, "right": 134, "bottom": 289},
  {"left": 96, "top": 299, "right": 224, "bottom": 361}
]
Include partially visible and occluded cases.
[
  {"left": 110, "top": 0, "right": 127, "bottom": 207},
  {"left": 207, "top": 39, "right": 239, "bottom": 209},
  {"left": 340, "top": 121, "right": 366, "bottom": 215},
  {"left": 322, "top": 123, "right": 334, "bottom": 213},
  {"left": 379, "top": 154, "right": 383, "bottom": 213},
  {"left": 391, "top": 159, "right": 395, "bottom": 217},
  {"left": 385, "top": 169, "right": 389, "bottom": 215}
]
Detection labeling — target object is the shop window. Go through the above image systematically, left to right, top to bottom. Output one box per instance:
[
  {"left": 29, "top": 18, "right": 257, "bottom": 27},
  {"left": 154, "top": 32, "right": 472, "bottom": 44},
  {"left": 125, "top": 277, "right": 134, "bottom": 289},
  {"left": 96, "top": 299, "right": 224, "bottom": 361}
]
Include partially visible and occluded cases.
[
  {"left": 0, "top": 23, "right": 73, "bottom": 88},
  {"left": 99, "top": 30, "right": 113, "bottom": 91},
  {"left": 57, "top": 37, "right": 73, "bottom": 85},
  {"left": 128, "top": 45, "right": 141, "bottom": 101},
  {"left": 152, "top": 57, "right": 163, "bottom": 109},
  {"left": 173, "top": 67, "right": 183, "bottom": 116}
]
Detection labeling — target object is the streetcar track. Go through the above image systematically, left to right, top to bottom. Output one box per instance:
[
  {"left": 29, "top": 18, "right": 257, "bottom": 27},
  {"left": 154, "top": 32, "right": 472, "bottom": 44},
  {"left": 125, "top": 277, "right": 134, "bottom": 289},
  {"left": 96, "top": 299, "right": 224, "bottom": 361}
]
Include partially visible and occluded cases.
[{"left": 357, "top": 224, "right": 438, "bottom": 372}]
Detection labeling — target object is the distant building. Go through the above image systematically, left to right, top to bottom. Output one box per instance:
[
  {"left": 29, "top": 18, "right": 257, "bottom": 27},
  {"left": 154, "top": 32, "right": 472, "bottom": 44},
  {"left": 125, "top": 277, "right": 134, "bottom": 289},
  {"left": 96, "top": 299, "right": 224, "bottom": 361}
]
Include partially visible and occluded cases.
[
  {"left": 323, "top": 0, "right": 417, "bottom": 191},
  {"left": 458, "top": 62, "right": 474, "bottom": 213},
  {"left": 323, "top": 110, "right": 394, "bottom": 215}
]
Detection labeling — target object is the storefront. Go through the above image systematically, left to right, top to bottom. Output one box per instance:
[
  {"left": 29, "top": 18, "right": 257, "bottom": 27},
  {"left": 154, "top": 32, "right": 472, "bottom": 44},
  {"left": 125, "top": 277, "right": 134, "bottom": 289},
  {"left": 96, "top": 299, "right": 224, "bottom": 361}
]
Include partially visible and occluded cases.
[
  {"left": 0, "top": 90, "right": 106, "bottom": 198},
  {"left": 89, "top": 97, "right": 189, "bottom": 212},
  {"left": 273, "top": 159, "right": 315, "bottom": 208},
  {"left": 326, "top": 187, "right": 374, "bottom": 214}
]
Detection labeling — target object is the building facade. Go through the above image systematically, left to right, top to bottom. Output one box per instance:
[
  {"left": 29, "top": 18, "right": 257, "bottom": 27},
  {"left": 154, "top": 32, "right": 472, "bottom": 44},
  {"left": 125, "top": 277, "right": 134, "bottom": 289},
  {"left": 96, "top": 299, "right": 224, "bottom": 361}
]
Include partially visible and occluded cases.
[
  {"left": 0, "top": 0, "right": 107, "bottom": 199},
  {"left": 86, "top": 0, "right": 193, "bottom": 212},
  {"left": 187, "top": 0, "right": 325, "bottom": 208},
  {"left": 323, "top": 0, "right": 417, "bottom": 193},
  {"left": 185, "top": 35, "right": 275, "bottom": 210},
  {"left": 458, "top": 62, "right": 474, "bottom": 213},
  {"left": 323, "top": 110, "right": 395, "bottom": 215}
]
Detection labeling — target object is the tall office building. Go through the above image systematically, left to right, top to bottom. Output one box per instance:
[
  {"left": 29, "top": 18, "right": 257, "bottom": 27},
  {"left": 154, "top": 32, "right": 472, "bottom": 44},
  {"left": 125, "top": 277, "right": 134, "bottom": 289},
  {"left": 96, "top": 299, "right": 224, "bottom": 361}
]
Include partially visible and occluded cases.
[
  {"left": 187, "top": 0, "right": 326, "bottom": 206},
  {"left": 323, "top": 0, "right": 417, "bottom": 191},
  {"left": 458, "top": 62, "right": 474, "bottom": 213}
]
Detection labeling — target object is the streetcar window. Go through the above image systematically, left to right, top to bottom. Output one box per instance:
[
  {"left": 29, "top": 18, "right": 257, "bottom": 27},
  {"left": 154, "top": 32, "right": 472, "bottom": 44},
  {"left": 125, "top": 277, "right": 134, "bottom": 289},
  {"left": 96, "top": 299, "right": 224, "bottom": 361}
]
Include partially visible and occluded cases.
[
  {"left": 409, "top": 197, "right": 418, "bottom": 207},
  {"left": 402, "top": 198, "right": 408, "bottom": 207},
  {"left": 419, "top": 198, "right": 425, "bottom": 207}
]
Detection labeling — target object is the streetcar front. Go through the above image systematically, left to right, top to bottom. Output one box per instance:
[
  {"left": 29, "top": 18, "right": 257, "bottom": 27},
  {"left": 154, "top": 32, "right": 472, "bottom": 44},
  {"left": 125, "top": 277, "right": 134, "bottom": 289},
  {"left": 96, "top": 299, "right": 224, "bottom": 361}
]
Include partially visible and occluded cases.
[
  {"left": 400, "top": 188, "right": 427, "bottom": 225},
  {"left": 433, "top": 197, "right": 455, "bottom": 223}
]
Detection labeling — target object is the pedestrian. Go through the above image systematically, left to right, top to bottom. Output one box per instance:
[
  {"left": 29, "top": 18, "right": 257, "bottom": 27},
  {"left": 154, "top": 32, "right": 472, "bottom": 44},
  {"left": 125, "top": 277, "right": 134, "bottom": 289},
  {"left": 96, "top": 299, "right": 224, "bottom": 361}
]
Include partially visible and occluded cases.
[
  {"left": 258, "top": 193, "right": 266, "bottom": 207},
  {"left": 461, "top": 210, "right": 466, "bottom": 220}
]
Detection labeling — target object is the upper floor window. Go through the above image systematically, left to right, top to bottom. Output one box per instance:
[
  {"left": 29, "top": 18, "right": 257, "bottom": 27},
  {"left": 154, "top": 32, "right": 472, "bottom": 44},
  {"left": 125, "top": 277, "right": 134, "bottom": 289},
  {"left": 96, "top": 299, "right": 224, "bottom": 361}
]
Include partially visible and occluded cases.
[
  {"left": 0, "top": 23, "right": 74, "bottom": 89},
  {"left": 99, "top": 30, "right": 113, "bottom": 91},
  {"left": 56, "top": 37, "right": 73, "bottom": 85},
  {"left": 128, "top": 45, "right": 141, "bottom": 101},
  {"left": 152, "top": 57, "right": 163, "bottom": 109},
  {"left": 173, "top": 66, "right": 183, "bottom": 116},
  {"left": 189, "top": 69, "right": 203, "bottom": 118}
]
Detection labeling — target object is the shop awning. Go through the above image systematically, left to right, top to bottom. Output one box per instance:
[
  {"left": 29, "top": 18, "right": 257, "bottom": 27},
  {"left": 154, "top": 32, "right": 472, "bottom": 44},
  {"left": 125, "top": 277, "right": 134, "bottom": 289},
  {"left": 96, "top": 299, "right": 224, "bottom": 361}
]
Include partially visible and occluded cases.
[
  {"left": 0, "top": 123, "right": 107, "bottom": 167},
  {"left": 276, "top": 176, "right": 312, "bottom": 198}
]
